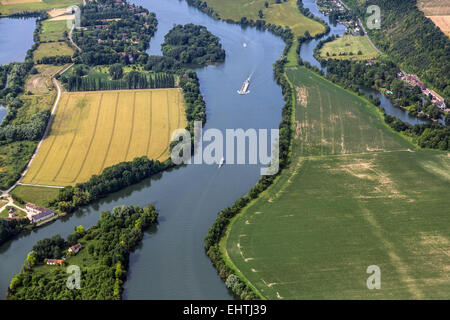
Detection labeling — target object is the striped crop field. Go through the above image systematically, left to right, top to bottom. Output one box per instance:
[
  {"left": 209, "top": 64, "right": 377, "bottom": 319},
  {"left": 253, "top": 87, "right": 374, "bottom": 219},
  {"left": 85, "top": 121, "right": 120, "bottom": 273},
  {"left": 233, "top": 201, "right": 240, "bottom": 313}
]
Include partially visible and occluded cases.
[{"left": 22, "top": 89, "right": 186, "bottom": 186}]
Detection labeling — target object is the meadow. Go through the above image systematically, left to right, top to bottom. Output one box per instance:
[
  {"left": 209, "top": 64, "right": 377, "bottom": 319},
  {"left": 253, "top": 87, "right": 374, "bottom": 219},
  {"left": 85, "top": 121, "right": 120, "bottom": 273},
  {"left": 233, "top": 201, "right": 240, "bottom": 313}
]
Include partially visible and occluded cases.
[
  {"left": 0, "top": 0, "right": 81, "bottom": 15},
  {"left": 204, "top": 0, "right": 324, "bottom": 38},
  {"left": 40, "top": 20, "right": 69, "bottom": 42},
  {"left": 320, "top": 35, "right": 379, "bottom": 60},
  {"left": 223, "top": 67, "right": 450, "bottom": 299},
  {"left": 21, "top": 88, "right": 187, "bottom": 186},
  {"left": 10, "top": 185, "right": 60, "bottom": 207}
]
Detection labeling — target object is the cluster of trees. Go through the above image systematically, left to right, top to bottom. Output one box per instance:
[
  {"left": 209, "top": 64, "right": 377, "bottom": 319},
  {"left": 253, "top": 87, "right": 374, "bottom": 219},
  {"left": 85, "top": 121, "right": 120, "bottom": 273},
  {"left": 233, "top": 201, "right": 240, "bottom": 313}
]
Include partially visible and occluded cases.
[
  {"left": 73, "top": 0, "right": 157, "bottom": 66},
  {"left": 344, "top": 0, "right": 450, "bottom": 102},
  {"left": 162, "top": 24, "right": 225, "bottom": 66},
  {"left": 35, "top": 55, "right": 72, "bottom": 65},
  {"left": 144, "top": 55, "right": 181, "bottom": 72},
  {"left": 64, "top": 72, "right": 175, "bottom": 91},
  {"left": 0, "top": 109, "right": 50, "bottom": 142},
  {"left": 50, "top": 156, "right": 172, "bottom": 213},
  {"left": 7, "top": 205, "right": 158, "bottom": 300},
  {"left": 0, "top": 218, "right": 29, "bottom": 247}
]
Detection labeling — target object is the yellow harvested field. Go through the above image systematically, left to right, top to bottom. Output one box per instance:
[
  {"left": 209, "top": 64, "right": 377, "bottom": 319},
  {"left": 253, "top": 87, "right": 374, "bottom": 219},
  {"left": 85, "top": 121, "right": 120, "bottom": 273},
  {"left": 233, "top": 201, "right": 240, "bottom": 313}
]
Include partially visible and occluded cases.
[
  {"left": 1, "top": 0, "right": 41, "bottom": 4},
  {"left": 428, "top": 15, "right": 450, "bottom": 37},
  {"left": 22, "top": 89, "right": 186, "bottom": 187}
]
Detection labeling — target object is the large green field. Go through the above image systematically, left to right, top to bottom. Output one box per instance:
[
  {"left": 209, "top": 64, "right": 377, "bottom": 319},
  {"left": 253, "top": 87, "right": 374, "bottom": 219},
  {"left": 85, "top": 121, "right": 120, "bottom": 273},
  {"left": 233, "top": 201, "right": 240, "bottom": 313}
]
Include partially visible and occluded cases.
[
  {"left": 0, "top": 0, "right": 81, "bottom": 15},
  {"left": 204, "top": 0, "right": 325, "bottom": 38},
  {"left": 223, "top": 67, "right": 450, "bottom": 299}
]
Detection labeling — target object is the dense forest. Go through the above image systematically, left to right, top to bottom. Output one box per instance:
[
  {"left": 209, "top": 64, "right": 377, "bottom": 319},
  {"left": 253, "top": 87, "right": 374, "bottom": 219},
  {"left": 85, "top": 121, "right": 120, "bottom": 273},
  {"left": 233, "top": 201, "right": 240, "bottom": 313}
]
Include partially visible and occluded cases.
[
  {"left": 72, "top": 0, "right": 158, "bottom": 66},
  {"left": 342, "top": 0, "right": 450, "bottom": 102},
  {"left": 161, "top": 24, "right": 226, "bottom": 66},
  {"left": 50, "top": 156, "right": 172, "bottom": 213},
  {"left": 7, "top": 205, "right": 158, "bottom": 300}
]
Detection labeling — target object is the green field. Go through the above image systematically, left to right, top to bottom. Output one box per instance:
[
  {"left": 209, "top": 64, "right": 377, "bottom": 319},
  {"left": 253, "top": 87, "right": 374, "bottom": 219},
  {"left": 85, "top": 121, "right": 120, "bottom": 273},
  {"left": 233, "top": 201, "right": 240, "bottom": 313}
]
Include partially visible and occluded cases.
[
  {"left": 0, "top": 0, "right": 81, "bottom": 15},
  {"left": 204, "top": 0, "right": 325, "bottom": 38},
  {"left": 40, "top": 20, "right": 69, "bottom": 42},
  {"left": 320, "top": 35, "right": 379, "bottom": 60},
  {"left": 33, "top": 42, "right": 73, "bottom": 62},
  {"left": 223, "top": 67, "right": 450, "bottom": 299},
  {"left": 10, "top": 185, "right": 60, "bottom": 207}
]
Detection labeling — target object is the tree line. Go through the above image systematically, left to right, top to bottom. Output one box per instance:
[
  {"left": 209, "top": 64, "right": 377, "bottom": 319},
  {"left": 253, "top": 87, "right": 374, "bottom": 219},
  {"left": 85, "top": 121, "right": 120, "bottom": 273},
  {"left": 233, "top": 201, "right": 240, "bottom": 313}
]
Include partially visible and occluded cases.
[{"left": 64, "top": 72, "right": 175, "bottom": 91}]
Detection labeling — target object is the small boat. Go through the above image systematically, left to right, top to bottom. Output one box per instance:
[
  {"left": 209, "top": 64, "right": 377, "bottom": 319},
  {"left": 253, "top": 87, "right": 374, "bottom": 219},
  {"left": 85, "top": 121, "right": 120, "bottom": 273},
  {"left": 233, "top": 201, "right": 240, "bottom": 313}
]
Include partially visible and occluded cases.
[
  {"left": 243, "top": 42, "right": 247, "bottom": 48},
  {"left": 237, "top": 76, "right": 251, "bottom": 95},
  {"left": 219, "top": 157, "right": 225, "bottom": 168}
]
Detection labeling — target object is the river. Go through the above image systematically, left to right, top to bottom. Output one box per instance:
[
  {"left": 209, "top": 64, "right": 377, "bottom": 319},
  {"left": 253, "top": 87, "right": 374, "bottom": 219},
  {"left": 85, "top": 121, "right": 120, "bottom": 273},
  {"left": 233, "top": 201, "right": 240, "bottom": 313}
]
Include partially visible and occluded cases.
[
  {"left": 0, "top": 0, "right": 285, "bottom": 299},
  {"left": 0, "top": 17, "right": 36, "bottom": 65}
]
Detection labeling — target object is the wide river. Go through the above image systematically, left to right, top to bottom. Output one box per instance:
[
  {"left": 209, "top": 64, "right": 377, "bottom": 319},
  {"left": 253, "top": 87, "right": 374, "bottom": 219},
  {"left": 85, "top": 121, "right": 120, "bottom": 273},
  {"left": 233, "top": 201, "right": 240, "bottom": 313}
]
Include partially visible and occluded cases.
[{"left": 0, "top": 0, "right": 284, "bottom": 299}]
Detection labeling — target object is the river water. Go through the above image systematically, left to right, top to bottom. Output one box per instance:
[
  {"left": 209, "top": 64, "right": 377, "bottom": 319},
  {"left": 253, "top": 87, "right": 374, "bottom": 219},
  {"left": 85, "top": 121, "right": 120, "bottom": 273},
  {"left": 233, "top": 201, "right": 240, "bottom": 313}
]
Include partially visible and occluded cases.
[{"left": 0, "top": 0, "right": 284, "bottom": 299}]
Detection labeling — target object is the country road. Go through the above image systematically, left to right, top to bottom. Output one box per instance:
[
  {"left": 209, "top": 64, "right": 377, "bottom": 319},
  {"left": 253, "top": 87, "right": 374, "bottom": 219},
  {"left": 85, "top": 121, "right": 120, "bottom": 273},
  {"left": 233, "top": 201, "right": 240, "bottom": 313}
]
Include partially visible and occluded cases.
[{"left": 68, "top": 24, "right": 82, "bottom": 52}]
